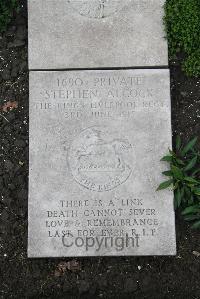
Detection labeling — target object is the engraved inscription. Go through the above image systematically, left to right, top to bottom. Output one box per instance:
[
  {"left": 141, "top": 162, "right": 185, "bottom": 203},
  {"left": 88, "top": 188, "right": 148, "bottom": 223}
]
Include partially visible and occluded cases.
[
  {"left": 68, "top": 0, "right": 129, "bottom": 19},
  {"left": 29, "top": 70, "right": 176, "bottom": 256},
  {"left": 68, "top": 126, "right": 133, "bottom": 191}
]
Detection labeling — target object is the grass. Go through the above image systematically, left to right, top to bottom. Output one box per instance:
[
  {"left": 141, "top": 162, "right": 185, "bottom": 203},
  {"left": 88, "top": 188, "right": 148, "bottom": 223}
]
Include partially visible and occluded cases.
[
  {"left": 0, "top": 0, "right": 19, "bottom": 32},
  {"left": 164, "top": 0, "right": 200, "bottom": 77}
]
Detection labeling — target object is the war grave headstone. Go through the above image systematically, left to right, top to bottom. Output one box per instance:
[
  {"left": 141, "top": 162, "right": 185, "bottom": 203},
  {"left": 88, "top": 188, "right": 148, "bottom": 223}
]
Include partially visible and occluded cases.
[
  {"left": 28, "top": 0, "right": 176, "bottom": 257},
  {"left": 28, "top": 0, "right": 168, "bottom": 69}
]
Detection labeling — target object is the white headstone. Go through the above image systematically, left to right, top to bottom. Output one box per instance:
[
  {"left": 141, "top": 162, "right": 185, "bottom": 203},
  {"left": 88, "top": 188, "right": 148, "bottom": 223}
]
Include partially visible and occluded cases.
[
  {"left": 28, "top": 0, "right": 168, "bottom": 69},
  {"left": 28, "top": 69, "right": 176, "bottom": 257}
]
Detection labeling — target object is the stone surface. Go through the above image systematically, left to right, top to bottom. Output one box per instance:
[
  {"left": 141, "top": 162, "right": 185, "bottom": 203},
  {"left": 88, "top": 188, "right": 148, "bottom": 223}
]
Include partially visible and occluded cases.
[
  {"left": 28, "top": 0, "right": 168, "bottom": 69},
  {"left": 28, "top": 69, "right": 176, "bottom": 257}
]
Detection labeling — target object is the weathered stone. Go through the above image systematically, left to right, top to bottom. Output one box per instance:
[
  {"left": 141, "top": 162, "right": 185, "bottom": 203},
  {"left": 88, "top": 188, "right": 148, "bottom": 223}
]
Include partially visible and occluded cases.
[
  {"left": 28, "top": 0, "right": 168, "bottom": 69},
  {"left": 28, "top": 69, "right": 176, "bottom": 257}
]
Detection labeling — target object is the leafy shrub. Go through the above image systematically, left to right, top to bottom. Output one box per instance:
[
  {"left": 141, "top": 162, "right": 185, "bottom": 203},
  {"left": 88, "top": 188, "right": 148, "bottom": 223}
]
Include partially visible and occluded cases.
[
  {"left": 0, "top": 0, "right": 19, "bottom": 32},
  {"left": 164, "top": 0, "right": 200, "bottom": 77},
  {"left": 157, "top": 137, "right": 200, "bottom": 229}
]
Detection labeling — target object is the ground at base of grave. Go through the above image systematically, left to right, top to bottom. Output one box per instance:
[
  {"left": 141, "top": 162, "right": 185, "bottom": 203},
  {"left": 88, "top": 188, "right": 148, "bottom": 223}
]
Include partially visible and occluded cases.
[{"left": 0, "top": 2, "right": 200, "bottom": 298}]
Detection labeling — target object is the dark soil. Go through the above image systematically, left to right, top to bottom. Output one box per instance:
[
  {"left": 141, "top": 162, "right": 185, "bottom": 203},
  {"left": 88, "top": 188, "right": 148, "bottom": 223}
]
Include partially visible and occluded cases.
[{"left": 0, "top": 2, "right": 200, "bottom": 299}]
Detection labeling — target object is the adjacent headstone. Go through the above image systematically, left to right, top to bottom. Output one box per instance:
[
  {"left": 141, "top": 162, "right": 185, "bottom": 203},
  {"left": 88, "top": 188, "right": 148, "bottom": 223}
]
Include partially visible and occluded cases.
[
  {"left": 28, "top": 0, "right": 168, "bottom": 69},
  {"left": 28, "top": 69, "right": 176, "bottom": 257}
]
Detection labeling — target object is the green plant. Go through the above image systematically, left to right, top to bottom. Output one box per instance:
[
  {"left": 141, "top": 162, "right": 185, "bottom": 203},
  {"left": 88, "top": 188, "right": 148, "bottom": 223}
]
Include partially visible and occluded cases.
[
  {"left": 0, "top": 0, "right": 19, "bottom": 32},
  {"left": 164, "top": 0, "right": 200, "bottom": 77},
  {"left": 157, "top": 136, "right": 200, "bottom": 228}
]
